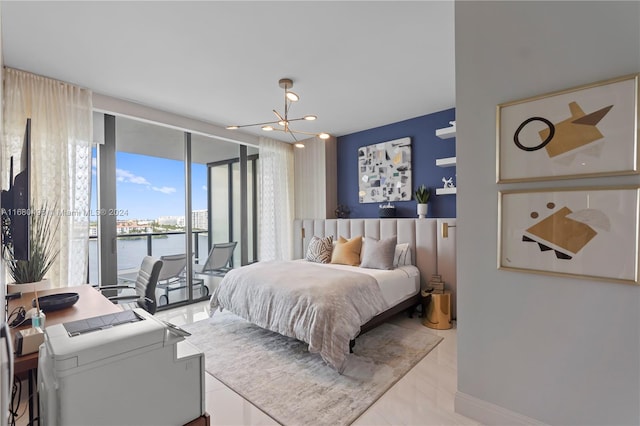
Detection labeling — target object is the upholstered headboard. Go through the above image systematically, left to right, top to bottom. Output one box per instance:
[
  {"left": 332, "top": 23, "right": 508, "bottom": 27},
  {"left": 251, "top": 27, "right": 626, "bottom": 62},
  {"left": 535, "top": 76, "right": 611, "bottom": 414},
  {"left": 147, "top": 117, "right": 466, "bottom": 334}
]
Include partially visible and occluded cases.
[{"left": 292, "top": 218, "right": 457, "bottom": 318}]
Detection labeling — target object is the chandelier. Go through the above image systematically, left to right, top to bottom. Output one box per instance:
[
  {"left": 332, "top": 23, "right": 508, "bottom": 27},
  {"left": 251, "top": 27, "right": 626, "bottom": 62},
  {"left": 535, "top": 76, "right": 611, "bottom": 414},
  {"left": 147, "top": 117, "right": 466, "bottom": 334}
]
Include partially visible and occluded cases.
[{"left": 226, "top": 78, "right": 330, "bottom": 148}]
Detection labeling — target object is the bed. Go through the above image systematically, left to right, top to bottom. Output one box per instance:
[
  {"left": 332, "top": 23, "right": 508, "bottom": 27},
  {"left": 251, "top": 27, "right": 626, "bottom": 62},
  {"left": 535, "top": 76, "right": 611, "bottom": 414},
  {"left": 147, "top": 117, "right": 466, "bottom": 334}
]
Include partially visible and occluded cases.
[{"left": 209, "top": 218, "right": 454, "bottom": 372}]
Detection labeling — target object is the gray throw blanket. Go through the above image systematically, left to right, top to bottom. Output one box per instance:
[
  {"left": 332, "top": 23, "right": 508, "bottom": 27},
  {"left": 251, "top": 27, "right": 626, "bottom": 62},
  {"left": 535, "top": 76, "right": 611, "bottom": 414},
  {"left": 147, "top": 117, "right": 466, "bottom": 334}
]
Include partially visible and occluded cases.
[{"left": 209, "top": 260, "right": 388, "bottom": 372}]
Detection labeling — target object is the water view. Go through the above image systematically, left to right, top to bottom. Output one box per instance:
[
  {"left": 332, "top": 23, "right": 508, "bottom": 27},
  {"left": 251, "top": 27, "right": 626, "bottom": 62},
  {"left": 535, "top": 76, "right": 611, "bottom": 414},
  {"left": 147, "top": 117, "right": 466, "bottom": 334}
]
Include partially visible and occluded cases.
[{"left": 88, "top": 233, "right": 210, "bottom": 284}]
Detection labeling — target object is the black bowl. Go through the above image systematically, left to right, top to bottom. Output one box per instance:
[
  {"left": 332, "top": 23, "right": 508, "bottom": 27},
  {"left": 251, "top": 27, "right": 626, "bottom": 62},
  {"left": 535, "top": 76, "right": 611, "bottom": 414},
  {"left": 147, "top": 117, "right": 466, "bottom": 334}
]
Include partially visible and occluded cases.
[{"left": 32, "top": 292, "right": 79, "bottom": 313}]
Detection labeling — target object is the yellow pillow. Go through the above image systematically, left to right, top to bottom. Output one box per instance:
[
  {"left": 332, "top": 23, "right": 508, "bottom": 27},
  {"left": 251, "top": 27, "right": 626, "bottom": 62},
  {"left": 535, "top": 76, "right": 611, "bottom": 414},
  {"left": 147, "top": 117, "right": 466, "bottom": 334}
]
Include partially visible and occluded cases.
[{"left": 331, "top": 236, "right": 362, "bottom": 266}]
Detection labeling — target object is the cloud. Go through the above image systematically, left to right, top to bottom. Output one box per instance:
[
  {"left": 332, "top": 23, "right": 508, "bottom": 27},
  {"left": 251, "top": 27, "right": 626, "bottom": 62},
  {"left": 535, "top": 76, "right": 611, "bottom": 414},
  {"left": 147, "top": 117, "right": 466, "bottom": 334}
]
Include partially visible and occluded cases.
[
  {"left": 114, "top": 168, "right": 175, "bottom": 195},
  {"left": 116, "top": 168, "right": 151, "bottom": 185},
  {"left": 202, "top": 185, "right": 207, "bottom": 191},
  {"left": 152, "top": 186, "right": 177, "bottom": 194}
]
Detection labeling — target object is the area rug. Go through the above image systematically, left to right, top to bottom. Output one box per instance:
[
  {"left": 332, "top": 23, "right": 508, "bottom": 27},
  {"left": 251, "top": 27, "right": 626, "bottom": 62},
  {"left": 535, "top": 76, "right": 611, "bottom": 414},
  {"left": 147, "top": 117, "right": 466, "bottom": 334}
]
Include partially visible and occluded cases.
[{"left": 183, "top": 311, "right": 443, "bottom": 426}]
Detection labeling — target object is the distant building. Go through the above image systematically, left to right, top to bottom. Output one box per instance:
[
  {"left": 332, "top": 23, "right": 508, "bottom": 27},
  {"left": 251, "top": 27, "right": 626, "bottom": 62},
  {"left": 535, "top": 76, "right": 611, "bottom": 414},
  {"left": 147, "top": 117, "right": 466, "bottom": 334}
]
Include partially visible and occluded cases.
[
  {"left": 192, "top": 210, "right": 208, "bottom": 230},
  {"left": 157, "top": 216, "right": 180, "bottom": 226}
]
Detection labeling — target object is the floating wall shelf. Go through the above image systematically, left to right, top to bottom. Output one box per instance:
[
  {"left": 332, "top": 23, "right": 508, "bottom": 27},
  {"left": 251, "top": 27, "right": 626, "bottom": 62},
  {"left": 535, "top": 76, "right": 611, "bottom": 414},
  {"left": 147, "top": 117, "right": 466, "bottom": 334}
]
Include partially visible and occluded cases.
[
  {"left": 435, "top": 121, "right": 456, "bottom": 139},
  {"left": 436, "top": 157, "right": 457, "bottom": 167},
  {"left": 436, "top": 187, "right": 457, "bottom": 195}
]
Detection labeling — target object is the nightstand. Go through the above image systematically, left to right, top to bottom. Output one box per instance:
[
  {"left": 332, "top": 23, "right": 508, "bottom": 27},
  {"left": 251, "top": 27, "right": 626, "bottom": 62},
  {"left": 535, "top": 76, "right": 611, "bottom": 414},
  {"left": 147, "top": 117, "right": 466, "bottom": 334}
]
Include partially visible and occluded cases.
[{"left": 423, "top": 291, "right": 452, "bottom": 330}]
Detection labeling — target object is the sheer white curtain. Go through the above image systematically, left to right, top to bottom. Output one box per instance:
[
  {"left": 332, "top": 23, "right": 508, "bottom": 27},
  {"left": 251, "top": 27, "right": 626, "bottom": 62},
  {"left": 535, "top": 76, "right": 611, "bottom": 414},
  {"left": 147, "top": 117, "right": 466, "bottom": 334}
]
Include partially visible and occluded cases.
[
  {"left": 3, "top": 68, "right": 92, "bottom": 288},
  {"left": 258, "top": 137, "right": 294, "bottom": 261}
]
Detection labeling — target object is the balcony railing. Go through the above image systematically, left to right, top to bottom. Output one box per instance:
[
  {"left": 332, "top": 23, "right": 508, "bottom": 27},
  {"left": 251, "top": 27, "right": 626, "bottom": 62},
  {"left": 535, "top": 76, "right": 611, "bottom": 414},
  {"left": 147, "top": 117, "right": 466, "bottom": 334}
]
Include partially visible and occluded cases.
[{"left": 88, "top": 230, "right": 210, "bottom": 284}]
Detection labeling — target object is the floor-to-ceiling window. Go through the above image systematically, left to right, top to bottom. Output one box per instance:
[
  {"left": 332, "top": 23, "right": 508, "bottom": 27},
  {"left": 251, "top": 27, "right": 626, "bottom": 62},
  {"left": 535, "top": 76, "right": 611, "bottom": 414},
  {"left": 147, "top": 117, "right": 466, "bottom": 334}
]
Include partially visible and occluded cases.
[
  {"left": 90, "top": 114, "right": 257, "bottom": 309},
  {"left": 207, "top": 152, "right": 259, "bottom": 266}
]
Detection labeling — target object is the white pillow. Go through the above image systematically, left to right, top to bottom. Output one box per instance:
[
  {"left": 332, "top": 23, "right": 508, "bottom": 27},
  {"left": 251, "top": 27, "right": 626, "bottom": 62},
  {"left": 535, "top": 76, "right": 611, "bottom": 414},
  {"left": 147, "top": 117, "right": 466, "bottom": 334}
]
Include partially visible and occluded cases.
[{"left": 393, "top": 243, "right": 412, "bottom": 266}]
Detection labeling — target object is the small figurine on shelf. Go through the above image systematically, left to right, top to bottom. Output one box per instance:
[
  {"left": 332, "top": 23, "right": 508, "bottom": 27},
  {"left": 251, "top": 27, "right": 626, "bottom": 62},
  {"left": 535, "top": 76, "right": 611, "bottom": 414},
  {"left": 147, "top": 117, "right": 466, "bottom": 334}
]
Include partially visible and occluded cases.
[{"left": 442, "top": 177, "right": 455, "bottom": 188}]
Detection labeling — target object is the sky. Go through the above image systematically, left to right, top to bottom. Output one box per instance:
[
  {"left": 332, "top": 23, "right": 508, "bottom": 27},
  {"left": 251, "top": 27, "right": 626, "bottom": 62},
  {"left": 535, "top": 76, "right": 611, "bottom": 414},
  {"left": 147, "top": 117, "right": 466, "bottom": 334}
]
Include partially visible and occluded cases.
[{"left": 91, "top": 149, "right": 208, "bottom": 220}]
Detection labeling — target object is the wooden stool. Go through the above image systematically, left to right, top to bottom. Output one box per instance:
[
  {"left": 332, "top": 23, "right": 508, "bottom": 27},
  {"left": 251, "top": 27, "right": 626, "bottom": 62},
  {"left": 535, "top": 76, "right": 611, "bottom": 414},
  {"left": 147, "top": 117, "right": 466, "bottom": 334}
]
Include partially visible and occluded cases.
[{"left": 423, "top": 291, "right": 452, "bottom": 330}]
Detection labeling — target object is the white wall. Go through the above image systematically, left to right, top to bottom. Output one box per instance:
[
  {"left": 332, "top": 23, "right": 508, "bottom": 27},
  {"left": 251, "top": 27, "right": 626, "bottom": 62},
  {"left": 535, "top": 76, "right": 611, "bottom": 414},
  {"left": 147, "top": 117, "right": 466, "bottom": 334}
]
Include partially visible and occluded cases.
[{"left": 455, "top": 2, "right": 640, "bottom": 425}]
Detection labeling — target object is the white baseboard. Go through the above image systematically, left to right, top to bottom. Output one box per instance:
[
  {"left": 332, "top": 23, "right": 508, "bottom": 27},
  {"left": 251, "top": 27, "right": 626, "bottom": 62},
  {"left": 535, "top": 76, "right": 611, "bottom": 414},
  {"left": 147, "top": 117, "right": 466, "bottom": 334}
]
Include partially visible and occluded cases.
[{"left": 455, "top": 391, "right": 547, "bottom": 425}]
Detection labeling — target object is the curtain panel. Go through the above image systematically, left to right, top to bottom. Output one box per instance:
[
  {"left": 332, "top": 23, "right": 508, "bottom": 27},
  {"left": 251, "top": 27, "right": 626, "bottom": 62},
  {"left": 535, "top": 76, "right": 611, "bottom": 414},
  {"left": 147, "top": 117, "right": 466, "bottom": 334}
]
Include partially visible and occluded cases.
[
  {"left": 3, "top": 67, "right": 92, "bottom": 288},
  {"left": 258, "top": 137, "right": 294, "bottom": 261}
]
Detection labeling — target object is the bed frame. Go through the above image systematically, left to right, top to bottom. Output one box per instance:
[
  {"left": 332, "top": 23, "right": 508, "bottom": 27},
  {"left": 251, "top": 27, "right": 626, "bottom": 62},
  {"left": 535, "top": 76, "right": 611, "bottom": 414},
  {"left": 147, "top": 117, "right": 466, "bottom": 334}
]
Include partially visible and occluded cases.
[{"left": 293, "top": 218, "right": 455, "bottom": 347}]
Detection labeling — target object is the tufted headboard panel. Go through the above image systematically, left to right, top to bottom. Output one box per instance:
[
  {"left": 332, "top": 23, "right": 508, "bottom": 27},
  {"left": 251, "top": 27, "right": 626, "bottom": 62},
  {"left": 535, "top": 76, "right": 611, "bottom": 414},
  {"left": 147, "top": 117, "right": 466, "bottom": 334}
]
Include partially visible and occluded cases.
[{"left": 293, "top": 219, "right": 439, "bottom": 292}]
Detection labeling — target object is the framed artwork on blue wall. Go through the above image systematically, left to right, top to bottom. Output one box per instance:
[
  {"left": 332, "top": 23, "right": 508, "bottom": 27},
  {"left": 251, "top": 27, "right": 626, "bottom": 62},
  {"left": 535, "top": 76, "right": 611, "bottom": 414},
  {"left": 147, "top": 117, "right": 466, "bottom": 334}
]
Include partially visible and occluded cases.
[
  {"left": 497, "top": 73, "right": 639, "bottom": 183},
  {"left": 358, "top": 137, "right": 412, "bottom": 203}
]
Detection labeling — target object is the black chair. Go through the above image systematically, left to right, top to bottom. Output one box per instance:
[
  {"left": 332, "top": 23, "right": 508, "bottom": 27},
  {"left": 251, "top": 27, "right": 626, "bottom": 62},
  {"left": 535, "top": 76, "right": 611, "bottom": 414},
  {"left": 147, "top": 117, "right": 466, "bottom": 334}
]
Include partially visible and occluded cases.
[{"left": 98, "top": 256, "right": 163, "bottom": 314}]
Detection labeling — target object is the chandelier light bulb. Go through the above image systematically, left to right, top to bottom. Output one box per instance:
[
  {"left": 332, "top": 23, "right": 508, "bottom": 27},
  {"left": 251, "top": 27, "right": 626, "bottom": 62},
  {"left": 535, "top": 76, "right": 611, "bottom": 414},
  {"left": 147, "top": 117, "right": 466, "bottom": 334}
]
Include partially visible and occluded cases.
[
  {"left": 286, "top": 91, "right": 299, "bottom": 102},
  {"left": 303, "top": 115, "right": 317, "bottom": 121},
  {"left": 278, "top": 120, "right": 287, "bottom": 126},
  {"left": 226, "top": 125, "right": 239, "bottom": 130},
  {"left": 262, "top": 125, "right": 274, "bottom": 131},
  {"left": 318, "top": 133, "right": 330, "bottom": 140}
]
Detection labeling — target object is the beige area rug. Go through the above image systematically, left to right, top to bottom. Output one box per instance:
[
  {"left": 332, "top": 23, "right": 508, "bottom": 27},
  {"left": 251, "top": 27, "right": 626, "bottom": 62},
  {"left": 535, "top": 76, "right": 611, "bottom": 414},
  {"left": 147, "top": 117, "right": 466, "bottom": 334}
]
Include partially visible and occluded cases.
[{"left": 183, "top": 311, "right": 442, "bottom": 426}]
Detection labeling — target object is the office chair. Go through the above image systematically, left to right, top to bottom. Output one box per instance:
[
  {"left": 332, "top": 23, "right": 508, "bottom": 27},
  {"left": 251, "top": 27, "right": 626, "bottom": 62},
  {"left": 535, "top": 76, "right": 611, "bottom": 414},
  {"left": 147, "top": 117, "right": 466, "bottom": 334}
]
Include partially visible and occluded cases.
[{"left": 99, "top": 256, "right": 163, "bottom": 314}]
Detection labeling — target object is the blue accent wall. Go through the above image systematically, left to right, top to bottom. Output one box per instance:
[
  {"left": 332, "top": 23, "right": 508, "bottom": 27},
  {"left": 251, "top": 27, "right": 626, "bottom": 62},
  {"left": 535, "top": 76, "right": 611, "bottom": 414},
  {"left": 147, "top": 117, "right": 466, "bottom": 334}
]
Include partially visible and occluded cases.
[{"left": 337, "top": 108, "right": 456, "bottom": 218}]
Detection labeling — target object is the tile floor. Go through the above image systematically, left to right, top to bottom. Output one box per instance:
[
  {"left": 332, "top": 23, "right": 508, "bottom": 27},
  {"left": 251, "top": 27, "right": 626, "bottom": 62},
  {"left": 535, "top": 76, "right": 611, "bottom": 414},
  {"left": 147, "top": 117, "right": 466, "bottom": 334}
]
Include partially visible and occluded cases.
[
  {"left": 13, "top": 298, "right": 479, "bottom": 426},
  {"left": 154, "top": 301, "right": 480, "bottom": 426}
]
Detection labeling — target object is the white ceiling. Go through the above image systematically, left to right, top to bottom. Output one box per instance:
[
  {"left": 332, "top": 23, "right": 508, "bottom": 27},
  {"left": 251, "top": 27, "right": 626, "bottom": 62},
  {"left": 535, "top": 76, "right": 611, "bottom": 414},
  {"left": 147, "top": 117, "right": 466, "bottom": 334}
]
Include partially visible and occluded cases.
[{"left": 1, "top": 1, "right": 455, "bottom": 143}]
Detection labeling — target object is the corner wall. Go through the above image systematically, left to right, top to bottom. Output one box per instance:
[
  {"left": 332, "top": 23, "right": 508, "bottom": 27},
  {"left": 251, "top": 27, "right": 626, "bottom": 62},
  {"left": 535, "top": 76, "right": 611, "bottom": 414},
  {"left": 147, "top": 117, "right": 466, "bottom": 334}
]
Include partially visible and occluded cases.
[
  {"left": 455, "top": 1, "right": 640, "bottom": 425},
  {"left": 337, "top": 110, "right": 457, "bottom": 219}
]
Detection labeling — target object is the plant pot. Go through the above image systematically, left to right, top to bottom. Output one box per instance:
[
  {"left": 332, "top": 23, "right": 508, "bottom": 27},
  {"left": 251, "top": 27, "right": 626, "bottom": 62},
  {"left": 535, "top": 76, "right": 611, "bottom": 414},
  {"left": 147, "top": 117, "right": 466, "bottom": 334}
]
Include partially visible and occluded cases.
[
  {"left": 417, "top": 203, "right": 428, "bottom": 219},
  {"left": 6, "top": 278, "right": 50, "bottom": 294}
]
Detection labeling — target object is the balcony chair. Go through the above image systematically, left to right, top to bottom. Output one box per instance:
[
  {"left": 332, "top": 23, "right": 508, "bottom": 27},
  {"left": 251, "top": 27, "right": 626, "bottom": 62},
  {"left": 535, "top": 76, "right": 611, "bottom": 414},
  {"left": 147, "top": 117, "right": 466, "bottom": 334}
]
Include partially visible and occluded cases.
[
  {"left": 194, "top": 242, "right": 237, "bottom": 277},
  {"left": 156, "top": 253, "right": 208, "bottom": 305},
  {"left": 98, "top": 256, "right": 163, "bottom": 315}
]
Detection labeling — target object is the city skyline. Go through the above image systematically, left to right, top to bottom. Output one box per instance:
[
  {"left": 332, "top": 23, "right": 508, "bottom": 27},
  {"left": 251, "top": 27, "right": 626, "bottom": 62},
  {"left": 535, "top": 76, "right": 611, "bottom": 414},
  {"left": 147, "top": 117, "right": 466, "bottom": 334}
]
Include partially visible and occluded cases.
[{"left": 91, "top": 150, "right": 208, "bottom": 220}]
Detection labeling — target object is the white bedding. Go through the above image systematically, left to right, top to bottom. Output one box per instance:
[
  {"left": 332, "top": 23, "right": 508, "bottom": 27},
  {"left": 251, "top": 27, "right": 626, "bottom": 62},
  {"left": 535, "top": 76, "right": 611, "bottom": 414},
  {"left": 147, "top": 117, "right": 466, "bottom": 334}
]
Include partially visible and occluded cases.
[
  {"left": 210, "top": 260, "right": 391, "bottom": 372},
  {"left": 294, "top": 260, "right": 420, "bottom": 306}
]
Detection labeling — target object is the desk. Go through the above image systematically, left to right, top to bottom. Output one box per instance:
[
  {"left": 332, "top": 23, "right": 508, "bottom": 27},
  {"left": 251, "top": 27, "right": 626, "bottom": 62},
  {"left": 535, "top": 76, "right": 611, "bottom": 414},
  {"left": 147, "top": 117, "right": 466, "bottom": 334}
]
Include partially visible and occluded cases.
[
  {"left": 8, "top": 284, "right": 123, "bottom": 374},
  {"left": 7, "top": 285, "right": 122, "bottom": 422}
]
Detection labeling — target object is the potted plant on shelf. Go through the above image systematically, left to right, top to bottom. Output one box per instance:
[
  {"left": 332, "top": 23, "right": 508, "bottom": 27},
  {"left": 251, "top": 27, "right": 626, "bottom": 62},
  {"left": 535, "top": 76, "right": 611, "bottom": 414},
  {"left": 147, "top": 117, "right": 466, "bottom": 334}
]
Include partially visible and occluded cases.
[
  {"left": 415, "top": 185, "right": 431, "bottom": 219},
  {"left": 3, "top": 202, "right": 60, "bottom": 293}
]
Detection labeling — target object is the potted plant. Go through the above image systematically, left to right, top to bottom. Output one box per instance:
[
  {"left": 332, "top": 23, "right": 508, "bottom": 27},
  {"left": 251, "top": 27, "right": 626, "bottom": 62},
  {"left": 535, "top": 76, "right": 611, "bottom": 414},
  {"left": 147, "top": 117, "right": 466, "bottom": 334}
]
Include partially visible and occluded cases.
[
  {"left": 415, "top": 185, "right": 431, "bottom": 218},
  {"left": 3, "top": 202, "right": 60, "bottom": 292}
]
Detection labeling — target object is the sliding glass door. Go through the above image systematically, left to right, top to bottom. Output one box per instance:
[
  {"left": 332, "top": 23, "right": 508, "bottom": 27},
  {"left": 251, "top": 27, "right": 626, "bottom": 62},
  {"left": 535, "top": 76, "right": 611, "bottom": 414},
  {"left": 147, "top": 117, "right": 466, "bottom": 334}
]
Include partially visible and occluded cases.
[{"left": 90, "top": 114, "right": 258, "bottom": 309}]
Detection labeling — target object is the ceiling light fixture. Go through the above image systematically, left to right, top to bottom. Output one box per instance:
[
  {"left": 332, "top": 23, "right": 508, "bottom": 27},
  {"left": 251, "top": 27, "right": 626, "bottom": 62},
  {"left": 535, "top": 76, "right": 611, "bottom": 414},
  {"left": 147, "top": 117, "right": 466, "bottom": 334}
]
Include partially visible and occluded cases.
[{"left": 226, "top": 78, "right": 330, "bottom": 147}]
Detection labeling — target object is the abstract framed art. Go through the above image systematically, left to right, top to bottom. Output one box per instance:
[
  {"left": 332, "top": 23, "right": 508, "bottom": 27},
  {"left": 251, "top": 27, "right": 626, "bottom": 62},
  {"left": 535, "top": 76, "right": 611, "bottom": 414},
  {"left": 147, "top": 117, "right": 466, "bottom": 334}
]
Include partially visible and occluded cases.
[
  {"left": 497, "top": 73, "right": 639, "bottom": 183},
  {"left": 358, "top": 137, "right": 412, "bottom": 203},
  {"left": 498, "top": 186, "right": 640, "bottom": 284}
]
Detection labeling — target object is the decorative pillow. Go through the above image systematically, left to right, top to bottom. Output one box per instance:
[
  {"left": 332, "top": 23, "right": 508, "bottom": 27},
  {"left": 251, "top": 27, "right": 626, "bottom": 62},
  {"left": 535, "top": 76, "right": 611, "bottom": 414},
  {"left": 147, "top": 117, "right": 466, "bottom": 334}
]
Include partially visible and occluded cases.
[
  {"left": 305, "top": 236, "right": 333, "bottom": 263},
  {"left": 330, "top": 236, "right": 363, "bottom": 266},
  {"left": 360, "top": 236, "right": 397, "bottom": 270},
  {"left": 394, "top": 243, "right": 411, "bottom": 266}
]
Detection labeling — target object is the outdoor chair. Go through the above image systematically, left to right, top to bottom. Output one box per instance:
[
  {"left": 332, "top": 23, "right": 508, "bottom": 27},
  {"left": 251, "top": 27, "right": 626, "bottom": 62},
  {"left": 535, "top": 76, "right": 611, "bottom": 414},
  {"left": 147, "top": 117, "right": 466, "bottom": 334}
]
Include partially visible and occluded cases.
[
  {"left": 194, "top": 242, "right": 237, "bottom": 277},
  {"left": 156, "top": 253, "right": 208, "bottom": 305},
  {"left": 98, "top": 256, "right": 163, "bottom": 315}
]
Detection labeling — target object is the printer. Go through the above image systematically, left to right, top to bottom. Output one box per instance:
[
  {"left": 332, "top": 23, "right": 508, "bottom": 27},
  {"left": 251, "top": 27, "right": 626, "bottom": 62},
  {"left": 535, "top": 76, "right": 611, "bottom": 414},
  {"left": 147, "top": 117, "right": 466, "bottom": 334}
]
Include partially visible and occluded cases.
[{"left": 38, "top": 309, "right": 204, "bottom": 426}]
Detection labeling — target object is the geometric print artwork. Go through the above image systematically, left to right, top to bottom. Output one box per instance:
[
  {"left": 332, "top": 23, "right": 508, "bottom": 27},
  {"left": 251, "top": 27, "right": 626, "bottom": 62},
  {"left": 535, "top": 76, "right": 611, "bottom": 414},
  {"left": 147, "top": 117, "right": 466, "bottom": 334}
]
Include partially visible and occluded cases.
[
  {"left": 497, "top": 73, "right": 639, "bottom": 182},
  {"left": 516, "top": 101, "right": 613, "bottom": 163},
  {"left": 358, "top": 137, "right": 412, "bottom": 203},
  {"left": 500, "top": 187, "right": 639, "bottom": 284},
  {"left": 522, "top": 205, "right": 605, "bottom": 260},
  {"left": 305, "top": 235, "right": 333, "bottom": 263}
]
